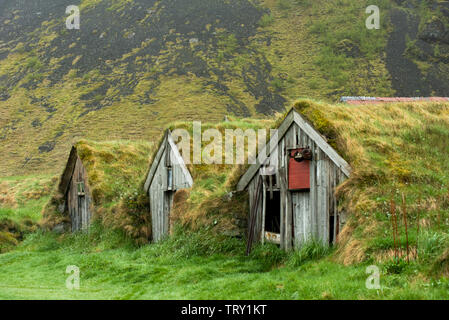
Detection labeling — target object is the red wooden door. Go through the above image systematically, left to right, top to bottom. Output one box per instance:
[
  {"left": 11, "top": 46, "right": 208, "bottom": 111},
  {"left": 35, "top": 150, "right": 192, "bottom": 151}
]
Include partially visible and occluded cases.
[{"left": 288, "top": 149, "right": 310, "bottom": 190}]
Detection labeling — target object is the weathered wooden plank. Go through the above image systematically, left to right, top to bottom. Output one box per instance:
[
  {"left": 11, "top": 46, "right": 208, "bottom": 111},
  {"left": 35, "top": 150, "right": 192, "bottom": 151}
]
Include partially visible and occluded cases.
[
  {"left": 285, "top": 124, "right": 295, "bottom": 149},
  {"left": 292, "top": 124, "right": 297, "bottom": 146},
  {"left": 296, "top": 126, "right": 301, "bottom": 148},
  {"left": 300, "top": 127, "right": 306, "bottom": 146},
  {"left": 280, "top": 136, "right": 285, "bottom": 169},
  {"left": 309, "top": 141, "right": 319, "bottom": 238},
  {"left": 317, "top": 154, "right": 328, "bottom": 244},
  {"left": 322, "top": 157, "right": 330, "bottom": 244},
  {"left": 332, "top": 164, "right": 338, "bottom": 244},
  {"left": 279, "top": 168, "right": 286, "bottom": 250},
  {"left": 246, "top": 176, "right": 263, "bottom": 254},
  {"left": 261, "top": 181, "right": 267, "bottom": 243},
  {"left": 285, "top": 190, "right": 293, "bottom": 250},
  {"left": 302, "top": 192, "right": 309, "bottom": 243},
  {"left": 292, "top": 193, "right": 299, "bottom": 247},
  {"left": 293, "top": 193, "right": 302, "bottom": 247},
  {"left": 301, "top": 193, "right": 307, "bottom": 245}
]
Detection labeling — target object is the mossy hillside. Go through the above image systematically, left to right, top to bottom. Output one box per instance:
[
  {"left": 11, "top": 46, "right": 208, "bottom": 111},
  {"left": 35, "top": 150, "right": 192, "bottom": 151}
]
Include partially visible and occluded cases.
[
  {"left": 0, "top": 0, "right": 282, "bottom": 178},
  {"left": 3, "top": 0, "right": 449, "bottom": 178},
  {"left": 257, "top": 0, "right": 394, "bottom": 104},
  {"left": 402, "top": 0, "right": 449, "bottom": 94},
  {"left": 293, "top": 99, "right": 449, "bottom": 273},
  {"left": 42, "top": 140, "right": 154, "bottom": 244}
]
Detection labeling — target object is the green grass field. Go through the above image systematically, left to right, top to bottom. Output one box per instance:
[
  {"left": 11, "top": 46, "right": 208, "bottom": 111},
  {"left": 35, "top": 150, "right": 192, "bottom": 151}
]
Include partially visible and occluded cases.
[{"left": 0, "top": 227, "right": 449, "bottom": 300}]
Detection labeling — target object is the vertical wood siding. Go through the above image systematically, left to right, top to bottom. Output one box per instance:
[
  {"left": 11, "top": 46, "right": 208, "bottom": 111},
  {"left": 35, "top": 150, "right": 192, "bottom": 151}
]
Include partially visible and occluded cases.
[
  {"left": 247, "top": 121, "right": 347, "bottom": 249},
  {"left": 149, "top": 141, "right": 192, "bottom": 242},
  {"left": 67, "top": 156, "right": 92, "bottom": 232},
  {"left": 248, "top": 176, "right": 263, "bottom": 245}
]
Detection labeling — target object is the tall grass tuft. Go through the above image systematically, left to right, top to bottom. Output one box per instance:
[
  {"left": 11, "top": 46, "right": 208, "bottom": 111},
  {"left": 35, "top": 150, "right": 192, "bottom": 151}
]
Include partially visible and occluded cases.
[
  {"left": 155, "top": 225, "right": 245, "bottom": 259},
  {"left": 286, "top": 240, "right": 332, "bottom": 267},
  {"left": 249, "top": 243, "right": 288, "bottom": 271}
]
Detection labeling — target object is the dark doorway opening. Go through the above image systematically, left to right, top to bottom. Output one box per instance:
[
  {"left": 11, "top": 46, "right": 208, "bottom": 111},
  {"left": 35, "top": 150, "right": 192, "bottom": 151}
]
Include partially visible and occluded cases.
[
  {"left": 265, "top": 190, "right": 280, "bottom": 233},
  {"left": 329, "top": 215, "right": 335, "bottom": 245}
]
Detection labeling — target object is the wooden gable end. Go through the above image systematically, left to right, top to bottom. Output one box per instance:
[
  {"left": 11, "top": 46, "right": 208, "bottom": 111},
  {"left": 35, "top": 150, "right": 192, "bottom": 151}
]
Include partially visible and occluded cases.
[
  {"left": 237, "top": 109, "right": 350, "bottom": 191},
  {"left": 144, "top": 130, "right": 193, "bottom": 193}
]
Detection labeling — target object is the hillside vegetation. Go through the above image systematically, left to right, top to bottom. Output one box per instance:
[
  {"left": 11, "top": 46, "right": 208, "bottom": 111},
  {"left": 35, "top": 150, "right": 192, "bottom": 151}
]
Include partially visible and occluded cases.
[
  {"left": 1, "top": 0, "right": 449, "bottom": 176},
  {"left": 42, "top": 140, "right": 154, "bottom": 244},
  {"left": 0, "top": 175, "right": 54, "bottom": 253}
]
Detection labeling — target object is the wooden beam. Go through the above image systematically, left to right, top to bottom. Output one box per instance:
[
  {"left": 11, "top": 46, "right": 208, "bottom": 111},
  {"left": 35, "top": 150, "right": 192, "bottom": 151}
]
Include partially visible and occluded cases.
[
  {"left": 237, "top": 110, "right": 296, "bottom": 191},
  {"left": 293, "top": 112, "right": 351, "bottom": 177},
  {"left": 144, "top": 132, "right": 168, "bottom": 192},
  {"left": 167, "top": 132, "right": 193, "bottom": 188},
  {"left": 58, "top": 146, "right": 79, "bottom": 196},
  {"left": 279, "top": 168, "right": 287, "bottom": 250},
  {"left": 246, "top": 176, "right": 263, "bottom": 255},
  {"left": 261, "top": 181, "right": 266, "bottom": 244}
]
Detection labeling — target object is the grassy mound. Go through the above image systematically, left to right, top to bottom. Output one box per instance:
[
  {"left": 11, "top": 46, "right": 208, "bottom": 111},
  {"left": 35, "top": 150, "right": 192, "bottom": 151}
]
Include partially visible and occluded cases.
[
  {"left": 293, "top": 99, "right": 449, "bottom": 273},
  {"left": 42, "top": 140, "right": 154, "bottom": 244}
]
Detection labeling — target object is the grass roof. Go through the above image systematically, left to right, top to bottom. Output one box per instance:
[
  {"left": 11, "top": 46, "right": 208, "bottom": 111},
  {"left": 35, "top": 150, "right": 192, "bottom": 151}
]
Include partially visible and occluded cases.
[
  {"left": 293, "top": 99, "right": 449, "bottom": 272},
  {"left": 42, "top": 139, "right": 154, "bottom": 243}
]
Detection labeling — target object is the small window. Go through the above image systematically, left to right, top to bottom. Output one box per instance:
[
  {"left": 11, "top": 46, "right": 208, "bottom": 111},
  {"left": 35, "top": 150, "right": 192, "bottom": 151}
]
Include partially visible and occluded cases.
[
  {"left": 167, "top": 166, "right": 173, "bottom": 190},
  {"left": 77, "top": 182, "right": 85, "bottom": 196}
]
